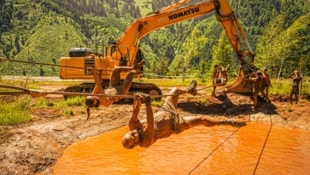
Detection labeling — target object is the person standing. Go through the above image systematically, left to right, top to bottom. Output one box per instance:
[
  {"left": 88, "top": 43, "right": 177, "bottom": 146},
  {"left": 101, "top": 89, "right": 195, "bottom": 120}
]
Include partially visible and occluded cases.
[
  {"left": 211, "top": 64, "right": 230, "bottom": 97},
  {"left": 211, "top": 65, "right": 220, "bottom": 97},
  {"left": 262, "top": 68, "right": 271, "bottom": 102},
  {"left": 248, "top": 70, "right": 265, "bottom": 109},
  {"left": 288, "top": 70, "right": 303, "bottom": 104}
]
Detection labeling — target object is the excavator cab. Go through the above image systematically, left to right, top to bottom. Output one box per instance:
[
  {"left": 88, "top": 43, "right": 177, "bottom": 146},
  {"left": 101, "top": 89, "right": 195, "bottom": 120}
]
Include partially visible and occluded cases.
[{"left": 106, "top": 41, "right": 130, "bottom": 66}]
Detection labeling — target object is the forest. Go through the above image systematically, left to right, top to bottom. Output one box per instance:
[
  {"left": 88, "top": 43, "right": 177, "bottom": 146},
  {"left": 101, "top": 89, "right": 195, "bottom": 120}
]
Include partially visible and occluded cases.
[{"left": 0, "top": 0, "right": 309, "bottom": 80}]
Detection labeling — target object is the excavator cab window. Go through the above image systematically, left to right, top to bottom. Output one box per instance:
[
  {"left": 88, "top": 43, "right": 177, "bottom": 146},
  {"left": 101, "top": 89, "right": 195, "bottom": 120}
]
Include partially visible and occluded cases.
[
  {"left": 106, "top": 41, "right": 117, "bottom": 57},
  {"left": 107, "top": 42, "right": 130, "bottom": 66},
  {"left": 110, "top": 45, "right": 117, "bottom": 56},
  {"left": 118, "top": 46, "right": 130, "bottom": 66}
]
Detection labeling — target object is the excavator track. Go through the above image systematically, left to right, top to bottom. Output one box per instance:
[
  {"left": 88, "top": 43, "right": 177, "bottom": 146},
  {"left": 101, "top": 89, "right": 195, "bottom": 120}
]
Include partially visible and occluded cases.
[
  {"left": 63, "top": 81, "right": 162, "bottom": 102},
  {"left": 129, "top": 82, "right": 162, "bottom": 100},
  {"left": 63, "top": 83, "right": 101, "bottom": 100}
]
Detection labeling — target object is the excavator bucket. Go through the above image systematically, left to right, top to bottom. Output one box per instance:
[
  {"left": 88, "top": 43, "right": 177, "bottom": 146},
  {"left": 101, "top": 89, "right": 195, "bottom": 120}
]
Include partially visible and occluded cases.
[
  {"left": 223, "top": 63, "right": 258, "bottom": 94},
  {"left": 224, "top": 74, "right": 252, "bottom": 94}
]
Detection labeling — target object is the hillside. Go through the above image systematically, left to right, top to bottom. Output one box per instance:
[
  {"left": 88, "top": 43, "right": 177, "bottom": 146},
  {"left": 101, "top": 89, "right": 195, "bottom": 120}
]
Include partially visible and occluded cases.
[
  {"left": 0, "top": 0, "right": 309, "bottom": 77},
  {"left": 3, "top": 14, "right": 89, "bottom": 76}
]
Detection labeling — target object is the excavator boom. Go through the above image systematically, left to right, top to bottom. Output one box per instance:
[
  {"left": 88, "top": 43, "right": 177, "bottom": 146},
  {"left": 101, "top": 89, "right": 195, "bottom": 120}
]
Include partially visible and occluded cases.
[{"left": 117, "top": 0, "right": 253, "bottom": 67}]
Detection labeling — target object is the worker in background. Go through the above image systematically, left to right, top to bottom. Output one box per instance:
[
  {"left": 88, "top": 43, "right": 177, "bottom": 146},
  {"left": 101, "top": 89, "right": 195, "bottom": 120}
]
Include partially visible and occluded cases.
[
  {"left": 219, "top": 63, "right": 230, "bottom": 84},
  {"left": 211, "top": 64, "right": 230, "bottom": 97},
  {"left": 211, "top": 64, "right": 220, "bottom": 97},
  {"left": 262, "top": 68, "right": 271, "bottom": 102},
  {"left": 248, "top": 70, "right": 265, "bottom": 110},
  {"left": 288, "top": 70, "right": 303, "bottom": 104},
  {"left": 122, "top": 80, "right": 246, "bottom": 149}
]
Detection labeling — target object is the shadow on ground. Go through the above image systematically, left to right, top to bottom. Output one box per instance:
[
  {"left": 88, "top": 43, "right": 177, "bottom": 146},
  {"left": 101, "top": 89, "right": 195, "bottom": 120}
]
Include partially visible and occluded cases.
[{"left": 177, "top": 93, "right": 278, "bottom": 117}]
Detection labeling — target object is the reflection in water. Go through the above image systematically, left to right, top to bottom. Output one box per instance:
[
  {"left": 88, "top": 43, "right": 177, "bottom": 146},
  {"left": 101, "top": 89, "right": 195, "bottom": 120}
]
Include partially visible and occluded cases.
[{"left": 52, "top": 123, "right": 310, "bottom": 175}]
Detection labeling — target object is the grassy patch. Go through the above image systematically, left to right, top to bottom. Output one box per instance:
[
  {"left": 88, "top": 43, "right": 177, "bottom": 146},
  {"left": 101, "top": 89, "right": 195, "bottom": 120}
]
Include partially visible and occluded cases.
[
  {"left": 0, "top": 77, "right": 86, "bottom": 90},
  {"left": 269, "top": 79, "right": 291, "bottom": 95},
  {"left": 270, "top": 79, "right": 310, "bottom": 95},
  {"left": 0, "top": 95, "right": 32, "bottom": 125},
  {"left": 0, "top": 95, "right": 86, "bottom": 125},
  {"left": 35, "top": 96, "right": 85, "bottom": 116},
  {"left": 53, "top": 96, "right": 85, "bottom": 116},
  {"left": 58, "top": 96, "right": 85, "bottom": 116},
  {"left": 63, "top": 96, "right": 85, "bottom": 107},
  {"left": 35, "top": 97, "right": 55, "bottom": 108},
  {"left": 64, "top": 109, "right": 75, "bottom": 116}
]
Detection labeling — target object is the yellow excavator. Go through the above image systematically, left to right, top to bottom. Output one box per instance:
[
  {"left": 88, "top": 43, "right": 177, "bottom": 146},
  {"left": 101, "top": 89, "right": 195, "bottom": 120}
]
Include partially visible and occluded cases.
[{"left": 59, "top": 0, "right": 257, "bottom": 98}]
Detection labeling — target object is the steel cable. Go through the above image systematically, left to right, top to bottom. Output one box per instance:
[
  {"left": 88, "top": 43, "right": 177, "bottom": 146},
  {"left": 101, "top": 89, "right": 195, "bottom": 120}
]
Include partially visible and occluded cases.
[
  {"left": 0, "top": 84, "right": 177, "bottom": 99},
  {"left": 253, "top": 115, "right": 273, "bottom": 175},
  {"left": 187, "top": 126, "right": 241, "bottom": 175}
]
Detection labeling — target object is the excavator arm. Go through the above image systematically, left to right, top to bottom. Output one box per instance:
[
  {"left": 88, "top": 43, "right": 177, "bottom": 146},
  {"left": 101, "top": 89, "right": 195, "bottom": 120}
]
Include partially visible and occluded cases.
[{"left": 115, "top": 0, "right": 254, "bottom": 67}]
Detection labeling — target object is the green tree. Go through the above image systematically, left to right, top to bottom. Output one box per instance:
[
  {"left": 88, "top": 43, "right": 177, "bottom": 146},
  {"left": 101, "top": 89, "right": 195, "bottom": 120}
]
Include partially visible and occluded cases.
[
  {"left": 256, "top": 12, "right": 310, "bottom": 78},
  {"left": 283, "top": 13, "right": 310, "bottom": 76},
  {"left": 255, "top": 14, "right": 285, "bottom": 74},
  {"left": 211, "top": 31, "right": 238, "bottom": 77},
  {"left": 149, "top": 57, "right": 170, "bottom": 77},
  {"left": 198, "top": 60, "right": 208, "bottom": 83},
  {"left": 39, "top": 67, "right": 45, "bottom": 76}
]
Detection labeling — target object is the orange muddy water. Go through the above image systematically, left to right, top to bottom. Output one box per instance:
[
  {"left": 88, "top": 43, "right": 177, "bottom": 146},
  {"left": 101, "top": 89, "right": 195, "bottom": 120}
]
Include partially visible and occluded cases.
[{"left": 52, "top": 122, "right": 310, "bottom": 175}]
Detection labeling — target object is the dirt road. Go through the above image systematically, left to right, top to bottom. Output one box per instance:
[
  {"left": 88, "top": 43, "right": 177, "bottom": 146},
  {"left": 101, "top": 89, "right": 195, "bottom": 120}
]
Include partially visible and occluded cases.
[{"left": 0, "top": 87, "right": 309, "bottom": 175}]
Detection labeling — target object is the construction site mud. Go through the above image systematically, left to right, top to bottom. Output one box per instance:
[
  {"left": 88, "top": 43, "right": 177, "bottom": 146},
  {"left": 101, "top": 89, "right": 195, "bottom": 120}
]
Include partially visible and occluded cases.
[{"left": 0, "top": 86, "right": 309, "bottom": 175}]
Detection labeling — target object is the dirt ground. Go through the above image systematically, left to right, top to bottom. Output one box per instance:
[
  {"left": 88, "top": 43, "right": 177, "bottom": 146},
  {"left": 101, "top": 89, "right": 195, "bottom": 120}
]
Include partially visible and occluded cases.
[{"left": 0, "top": 86, "right": 309, "bottom": 175}]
